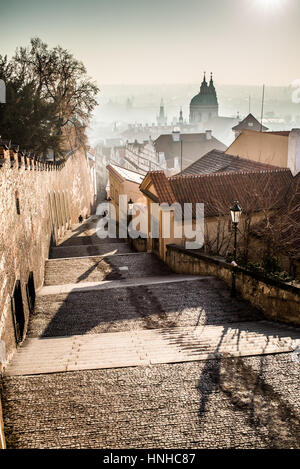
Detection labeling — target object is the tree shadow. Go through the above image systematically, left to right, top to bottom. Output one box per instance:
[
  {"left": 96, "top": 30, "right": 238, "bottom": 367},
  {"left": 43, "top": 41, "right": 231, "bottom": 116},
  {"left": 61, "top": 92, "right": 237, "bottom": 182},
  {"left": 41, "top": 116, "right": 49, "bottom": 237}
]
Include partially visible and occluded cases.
[
  {"left": 54, "top": 215, "right": 125, "bottom": 248},
  {"left": 75, "top": 257, "right": 123, "bottom": 283},
  {"left": 27, "top": 273, "right": 264, "bottom": 338},
  {"left": 196, "top": 351, "right": 300, "bottom": 448}
]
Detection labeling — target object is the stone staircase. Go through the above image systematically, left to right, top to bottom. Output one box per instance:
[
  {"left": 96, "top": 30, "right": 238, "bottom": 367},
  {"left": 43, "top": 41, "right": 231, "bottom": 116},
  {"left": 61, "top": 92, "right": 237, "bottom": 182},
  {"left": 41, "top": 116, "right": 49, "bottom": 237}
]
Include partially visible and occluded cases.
[
  {"left": 2, "top": 215, "right": 300, "bottom": 450},
  {"left": 4, "top": 216, "right": 300, "bottom": 376}
]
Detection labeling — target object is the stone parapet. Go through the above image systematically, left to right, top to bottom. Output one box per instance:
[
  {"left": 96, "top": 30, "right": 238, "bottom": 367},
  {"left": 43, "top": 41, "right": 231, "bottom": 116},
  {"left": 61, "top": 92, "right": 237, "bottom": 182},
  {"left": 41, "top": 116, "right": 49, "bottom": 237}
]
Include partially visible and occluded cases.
[{"left": 166, "top": 244, "right": 300, "bottom": 326}]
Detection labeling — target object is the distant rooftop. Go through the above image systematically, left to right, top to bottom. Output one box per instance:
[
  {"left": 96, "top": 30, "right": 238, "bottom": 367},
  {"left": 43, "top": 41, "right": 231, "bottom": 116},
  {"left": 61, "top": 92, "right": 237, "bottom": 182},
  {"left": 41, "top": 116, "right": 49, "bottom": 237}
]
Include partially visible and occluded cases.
[
  {"left": 232, "top": 113, "right": 268, "bottom": 132},
  {"left": 267, "top": 131, "right": 290, "bottom": 137},
  {"left": 154, "top": 132, "right": 227, "bottom": 168},
  {"left": 178, "top": 149, "right": 282, "bottom": 176},
  {"left": 107, "top": 163, "right": 145, "bottom": 184}
]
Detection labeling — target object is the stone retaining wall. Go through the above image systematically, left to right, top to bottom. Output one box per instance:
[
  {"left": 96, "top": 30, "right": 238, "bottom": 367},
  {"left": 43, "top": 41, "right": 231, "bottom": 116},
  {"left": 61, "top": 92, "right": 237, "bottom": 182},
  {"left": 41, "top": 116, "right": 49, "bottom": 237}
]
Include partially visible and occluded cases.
[
  {"left": 0, "top": 145, "right": 95, "bottom": 370},
  {"left": 166, "top": 244, "right": 300, "bottom": 326},
  {"left": 0, "top": 393, "right": 5, "bottom": 449}
]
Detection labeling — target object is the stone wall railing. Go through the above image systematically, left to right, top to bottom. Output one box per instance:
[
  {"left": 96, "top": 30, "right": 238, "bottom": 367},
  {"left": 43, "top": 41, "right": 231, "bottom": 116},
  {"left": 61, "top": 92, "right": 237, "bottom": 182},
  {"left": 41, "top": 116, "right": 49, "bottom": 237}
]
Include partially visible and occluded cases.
[
  {"left": 0, "top": 143, "right": 67, "bottom": 172},
  {"left": 166, "top": 244, "right": 300, "bottom": 326}
]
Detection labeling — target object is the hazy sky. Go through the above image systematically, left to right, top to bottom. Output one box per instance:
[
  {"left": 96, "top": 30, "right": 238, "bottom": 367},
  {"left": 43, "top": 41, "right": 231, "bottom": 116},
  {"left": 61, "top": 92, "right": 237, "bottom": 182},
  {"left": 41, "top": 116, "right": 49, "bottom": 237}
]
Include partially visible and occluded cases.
[{"left": 0, "top": 0, "right": 299, "bottom": 87}]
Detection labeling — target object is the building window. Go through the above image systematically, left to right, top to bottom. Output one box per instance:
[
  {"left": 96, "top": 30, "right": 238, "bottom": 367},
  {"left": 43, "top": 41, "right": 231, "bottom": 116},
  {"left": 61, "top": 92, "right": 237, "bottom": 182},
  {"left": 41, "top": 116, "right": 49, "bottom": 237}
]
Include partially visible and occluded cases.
[
  {"left": 15, "top": 191, "right": 20, "bottom": 215},
  {"left": 26, "top": 272, "right": 35, "bottom": 314},
  {"left": 11, "top": 280, "right": 25, "bottom": 344}
]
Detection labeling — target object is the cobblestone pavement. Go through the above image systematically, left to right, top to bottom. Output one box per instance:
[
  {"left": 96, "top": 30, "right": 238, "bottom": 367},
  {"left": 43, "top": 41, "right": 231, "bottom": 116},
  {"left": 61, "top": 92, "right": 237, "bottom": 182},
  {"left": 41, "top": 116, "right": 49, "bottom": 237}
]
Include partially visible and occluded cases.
[
  {"left": 2, "top": 217, "right": 300, "bottom": 449},
  {"left": 44, "top": 252, "right": 172, "bottom": 285},
  {"left": 27, "top": 277, "right": 262, "bottom": 338},
  {"left": 5, "top": 322, "right": 298, "bottom": 376},
  {"left": 2, "top": 355, "right": 299, "bottom": 449}
]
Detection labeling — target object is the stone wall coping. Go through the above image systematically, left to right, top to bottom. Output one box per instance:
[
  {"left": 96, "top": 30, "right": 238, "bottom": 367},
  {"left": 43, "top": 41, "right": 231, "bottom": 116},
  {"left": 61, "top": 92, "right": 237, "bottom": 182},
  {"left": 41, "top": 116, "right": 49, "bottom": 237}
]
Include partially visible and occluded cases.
[
  {"left": 0, "top": 144, "right": 68, "bottom": 172},
  {"left": 166, "top": 244, "right": 300, "bottom": 296}
]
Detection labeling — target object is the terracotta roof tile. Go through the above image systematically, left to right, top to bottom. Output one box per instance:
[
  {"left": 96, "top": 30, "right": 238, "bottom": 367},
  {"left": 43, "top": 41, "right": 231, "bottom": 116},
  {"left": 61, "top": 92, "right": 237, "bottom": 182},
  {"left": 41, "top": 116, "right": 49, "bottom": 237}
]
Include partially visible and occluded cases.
[
  {"left": 178, "top": 150, "right": 282, "bottom": 176},
  {"left": 143, "top": 167, "right": 294, "bottom": 219},
  {"left": 169, "top": 169, "right": 293, "bottom": 218},
  {"left": 146, "top": 171, "right": 176, "bottom": 205}
]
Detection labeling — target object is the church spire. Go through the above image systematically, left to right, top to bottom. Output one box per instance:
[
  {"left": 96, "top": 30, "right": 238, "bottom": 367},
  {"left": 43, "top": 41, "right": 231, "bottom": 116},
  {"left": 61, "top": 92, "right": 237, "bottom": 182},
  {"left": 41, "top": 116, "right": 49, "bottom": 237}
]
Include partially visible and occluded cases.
[
  {"left": 200, "top": 72, "right": 208, "bottom": 94},
  {"left": 209, "top": 72, "right": 217, "bottom": 97},
  {"left": 157, "top": 98, "right": 167, "bottom": 125},
  {"left": 179, "top": 107, "right": 183, "bottom": 123}
]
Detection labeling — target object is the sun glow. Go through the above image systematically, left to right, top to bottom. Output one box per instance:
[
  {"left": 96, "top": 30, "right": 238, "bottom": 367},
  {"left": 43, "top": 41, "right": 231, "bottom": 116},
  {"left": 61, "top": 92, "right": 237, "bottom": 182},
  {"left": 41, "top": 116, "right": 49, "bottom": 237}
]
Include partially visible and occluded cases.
[{"left": 257, "top": 0, "right": 285, "bottom": 9}]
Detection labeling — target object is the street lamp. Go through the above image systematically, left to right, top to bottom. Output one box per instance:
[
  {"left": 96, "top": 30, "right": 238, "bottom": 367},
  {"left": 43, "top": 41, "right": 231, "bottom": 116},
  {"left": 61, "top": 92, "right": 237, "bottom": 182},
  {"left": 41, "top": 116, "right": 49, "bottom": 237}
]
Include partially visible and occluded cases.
[
  {"left": 128, "top": 198, "right": 134, "bottom": 248},
  {"left": 128, "top": 198, "right": 134, "bottom": 214},
  {"left": 230, "top": 201, "right": 242, "bottom": 297}
]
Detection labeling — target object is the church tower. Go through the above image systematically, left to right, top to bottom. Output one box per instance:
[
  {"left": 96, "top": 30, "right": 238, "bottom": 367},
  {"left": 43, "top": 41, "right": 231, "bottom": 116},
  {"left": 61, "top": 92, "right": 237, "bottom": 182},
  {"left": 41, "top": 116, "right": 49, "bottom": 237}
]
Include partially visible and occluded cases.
[
  {"left": 189, "top": 73, "right": 219, "bottom": 124},
  {"left": 157, "top": 98, "right": 167, "bottom": 125},
  {"left": 178, "top": 107, "right": 184, "bottom": 125}
]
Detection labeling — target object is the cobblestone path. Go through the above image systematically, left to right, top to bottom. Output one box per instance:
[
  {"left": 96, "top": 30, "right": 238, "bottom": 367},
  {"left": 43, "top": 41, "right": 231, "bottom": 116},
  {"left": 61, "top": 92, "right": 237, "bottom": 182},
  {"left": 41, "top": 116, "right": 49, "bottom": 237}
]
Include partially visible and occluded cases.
[{"left": 2, "top": 216, "right": 300, "bottom": 449}]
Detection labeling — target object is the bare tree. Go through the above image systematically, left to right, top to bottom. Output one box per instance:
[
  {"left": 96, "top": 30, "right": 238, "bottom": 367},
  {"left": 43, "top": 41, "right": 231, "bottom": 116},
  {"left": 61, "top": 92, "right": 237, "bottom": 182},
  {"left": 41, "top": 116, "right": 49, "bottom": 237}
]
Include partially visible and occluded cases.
[
  {"left": 0, "top": 38, "right": 99, "bottom": 155},
  {"left": 202, "top": 171, "right": 299, "bottom": 278}
]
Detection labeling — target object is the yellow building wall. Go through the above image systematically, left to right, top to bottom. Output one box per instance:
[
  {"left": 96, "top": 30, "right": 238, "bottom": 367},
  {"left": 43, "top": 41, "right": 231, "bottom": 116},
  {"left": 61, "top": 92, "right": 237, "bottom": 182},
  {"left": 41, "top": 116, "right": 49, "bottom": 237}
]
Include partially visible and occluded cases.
[
  {"left": 226, "top": 130, "right": 289, "bottom": 167},
  {"left": 108, "top": 172, "right": 147, "bottom": 223}
]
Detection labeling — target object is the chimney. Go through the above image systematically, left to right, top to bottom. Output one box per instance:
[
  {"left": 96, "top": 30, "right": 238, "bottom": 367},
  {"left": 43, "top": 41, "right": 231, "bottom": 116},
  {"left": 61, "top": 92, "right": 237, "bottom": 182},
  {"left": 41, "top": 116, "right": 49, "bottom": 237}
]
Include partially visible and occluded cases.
[
  {"left": 172, "top": 127, "right": 181, "bottom": 142},
  {"left": 288, "top": 129, "right": 300, "bottom": 176},
  {"left": 206, "top": 130, "right": 212, "bottom": 140}
]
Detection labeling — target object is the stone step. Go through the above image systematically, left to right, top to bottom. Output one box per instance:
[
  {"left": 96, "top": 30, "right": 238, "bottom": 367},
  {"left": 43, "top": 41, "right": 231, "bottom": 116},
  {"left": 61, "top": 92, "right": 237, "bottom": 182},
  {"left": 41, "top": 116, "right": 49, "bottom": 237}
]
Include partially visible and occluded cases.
[
  {"left": 56, "top": 235, "right": 126, "bottom": 247},
  {"left": 50, "top": 243, "right": 132, "bottom": 259},
  {"left": 44, "top": 252, "right": 172, "bottom": 286},
  {"left": 39, "top": 275, "right": 209, "bottom": 295},
  {"left": 28, "top": 277, "right": 261, "bottom": 339},
  {"left": 5, "top": 322, "right": 299, "bottom": 376}
]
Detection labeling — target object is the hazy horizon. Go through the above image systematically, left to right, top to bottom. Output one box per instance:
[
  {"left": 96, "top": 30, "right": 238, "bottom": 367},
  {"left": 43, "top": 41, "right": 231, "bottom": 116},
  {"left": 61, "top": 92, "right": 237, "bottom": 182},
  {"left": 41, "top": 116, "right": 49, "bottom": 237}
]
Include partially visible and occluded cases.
[{"left": 1, "top": 0, "right": 300, "bottom": 87}]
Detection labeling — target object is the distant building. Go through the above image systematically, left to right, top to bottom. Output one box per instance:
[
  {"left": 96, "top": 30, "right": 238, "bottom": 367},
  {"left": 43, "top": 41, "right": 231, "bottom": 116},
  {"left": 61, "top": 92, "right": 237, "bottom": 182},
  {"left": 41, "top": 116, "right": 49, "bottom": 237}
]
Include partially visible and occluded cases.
[
  {"left": 189, "top": 73, "right": 239, "bottom": 145},
  {"left": 190, "top": 73, "right": 219, "bottom": 124},
  {"left": 126, "top": 97, "right": 133, "bottom": 110},
  {"left": 157, "top": 99, "right": 167, "bottom": 126},
  {"left": 178, "top": 107, "right": 184, "bottom": 125},
  {"left": 232, "top": 113, "right": 268, "bottom": 139},
  {"left": 119, "top": 121, "right": 197, "bottom": 144},
  {"left": 226, "top": 128, "right": 300, "bottom": 174},
  {"left": 154, "top": 129, "right": 227, "bottom": 171},
  {"left": 110, "top": 140, "right": 166, "bottom": 175},
  {"left": 94, "top": 144, "right": 116, "bottom": 202},
  {"left": 86, "top": 146, "right": 97, "bottom": 203},
  {"left": 106, "top": 163, "right": 146, "bottom": 222}
]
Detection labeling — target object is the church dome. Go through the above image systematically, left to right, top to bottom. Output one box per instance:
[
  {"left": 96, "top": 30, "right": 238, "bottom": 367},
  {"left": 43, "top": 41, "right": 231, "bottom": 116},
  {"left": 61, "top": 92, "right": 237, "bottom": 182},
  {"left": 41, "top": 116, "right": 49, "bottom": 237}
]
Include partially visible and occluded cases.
[{"left": 190, "top": 73, "right": 218, "bottom": 107}]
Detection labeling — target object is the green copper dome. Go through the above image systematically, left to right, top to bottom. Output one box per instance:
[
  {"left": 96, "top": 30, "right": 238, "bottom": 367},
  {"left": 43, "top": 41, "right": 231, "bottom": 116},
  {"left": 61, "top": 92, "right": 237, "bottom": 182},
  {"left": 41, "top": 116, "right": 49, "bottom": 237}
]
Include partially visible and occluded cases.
[{"left": 190, "top": 73, "right": 218, "bottom": 107}]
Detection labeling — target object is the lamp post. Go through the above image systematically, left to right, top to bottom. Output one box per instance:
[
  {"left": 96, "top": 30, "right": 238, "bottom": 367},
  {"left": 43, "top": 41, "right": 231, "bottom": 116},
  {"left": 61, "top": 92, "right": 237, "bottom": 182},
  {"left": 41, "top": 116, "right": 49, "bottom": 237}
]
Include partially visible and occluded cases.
[
  {"left": 180, "top": 137, "right": 183, "bottom": 173},
  {"left": 128, "top": 198, "right": 133, "bottom": 248},
  {"left": 230, "top": 201, "right": 242, "bottom": 297}
]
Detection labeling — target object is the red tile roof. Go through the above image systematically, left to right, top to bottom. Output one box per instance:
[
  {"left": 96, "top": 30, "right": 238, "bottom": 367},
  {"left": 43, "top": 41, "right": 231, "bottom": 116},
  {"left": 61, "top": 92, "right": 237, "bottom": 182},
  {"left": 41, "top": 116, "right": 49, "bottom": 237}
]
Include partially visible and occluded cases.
[
  {"left": 178, "top": 150, "right": 282, "bottom": 176},
  {"left": 144, "top": 168, "right": 293, "bottom": 218},
  {"left": 149, "top": 171, "right": 176, "bottom": 205}
]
